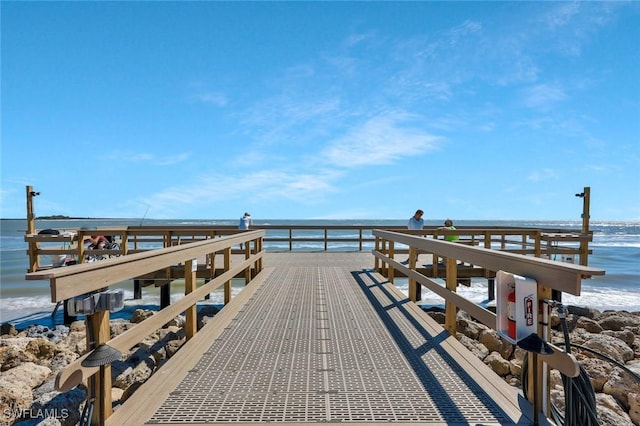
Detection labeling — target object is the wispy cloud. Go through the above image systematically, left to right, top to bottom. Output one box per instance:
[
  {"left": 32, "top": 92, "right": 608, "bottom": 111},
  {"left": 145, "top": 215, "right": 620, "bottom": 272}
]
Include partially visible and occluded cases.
[
  {"left": 522, "top": 83, "right": 568, "bottom": 109},
  {"left": 192, "top": 92, "right": 228, "bottom": 107},
  {"left": 322, "top": 112, "right": 442, "bottom": 167},
  {"left": 105, "top": 151, "right": 191, "bottom": 166},
  {"left": 137, "top": 168, "right": 344, "bottom": 218},
  {"left": 528, "top": 168, "right": 559, "bottom": 182}
]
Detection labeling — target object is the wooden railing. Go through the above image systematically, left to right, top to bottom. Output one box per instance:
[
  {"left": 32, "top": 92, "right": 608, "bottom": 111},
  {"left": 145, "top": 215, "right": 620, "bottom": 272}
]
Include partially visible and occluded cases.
[
  {"left": 24, "top": 225, "right": 593, "bottom": 272},
  {"left": 372, "top": 229, "right": 605, "bottom": 421},
  {"left": 25, "top": 230, "right": 264, "bottom": 425}
]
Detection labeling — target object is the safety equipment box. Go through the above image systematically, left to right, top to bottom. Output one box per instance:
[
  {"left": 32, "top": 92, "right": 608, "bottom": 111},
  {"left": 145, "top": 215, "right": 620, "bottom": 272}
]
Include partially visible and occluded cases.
[{"left": 496, "top": 270, "right": 537, "bottom": 343}]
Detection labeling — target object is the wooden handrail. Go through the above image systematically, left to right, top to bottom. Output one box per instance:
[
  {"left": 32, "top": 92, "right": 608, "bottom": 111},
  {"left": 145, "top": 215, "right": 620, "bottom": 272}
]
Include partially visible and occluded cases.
[
  {"left": 24, "top": 224, "right": 594, "bottom": 273},
  {"left": 372, "top": 229, "right": 604, "bottom": 423},
  {"left": 373, "top": 229, "right": 602, "bottom": 296},
  {"left": 25, "top": 230, "right": 264, "bottom": 425}
]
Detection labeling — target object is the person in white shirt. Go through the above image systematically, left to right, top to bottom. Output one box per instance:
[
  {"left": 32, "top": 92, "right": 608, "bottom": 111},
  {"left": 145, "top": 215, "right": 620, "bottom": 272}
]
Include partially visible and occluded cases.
[
  {"left": 404, "top": 209, "right": 424, "bottom": 264},
  {"left": 407, "top": 209, "right": 424, "bottom": 230},
  {"left": 238, "top": 212, "right": 253, "bottom": 249},
  {"left": 238, "top": 212, "right": 253, "bottom": 230}
]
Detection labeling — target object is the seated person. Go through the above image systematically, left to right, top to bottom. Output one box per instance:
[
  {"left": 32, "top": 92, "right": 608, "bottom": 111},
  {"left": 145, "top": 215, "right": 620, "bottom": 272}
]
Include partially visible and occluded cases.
[
  {"left": 440, "top": 219, "right": 459, "bottom": 242},
  {"left": 87, "top": 235, "right": 109, "bottom": 250}
]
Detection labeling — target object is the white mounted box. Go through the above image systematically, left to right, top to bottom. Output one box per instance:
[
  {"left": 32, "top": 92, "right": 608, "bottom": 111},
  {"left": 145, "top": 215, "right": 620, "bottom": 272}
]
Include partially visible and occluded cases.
[{"left": 496, "top": 270, "right": 538, "bottom": 344}]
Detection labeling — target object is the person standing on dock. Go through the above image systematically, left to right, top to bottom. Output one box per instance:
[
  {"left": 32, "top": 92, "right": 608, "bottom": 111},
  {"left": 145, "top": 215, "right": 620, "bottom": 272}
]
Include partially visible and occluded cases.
[
  {"left": 404, "top": 209, "right": 424, "bottom": 264},
  {"left": 407, "top": 209, "right": 424, "bottom": 230},
  {"left": 238, "top": 212, "right": 253, "bottom": 249}
]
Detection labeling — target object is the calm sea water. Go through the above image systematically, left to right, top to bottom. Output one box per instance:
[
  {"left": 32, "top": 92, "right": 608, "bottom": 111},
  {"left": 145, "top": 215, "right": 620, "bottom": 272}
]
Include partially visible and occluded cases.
[{"left": 1, "top": 218, "right": 639, "bottom": 327}]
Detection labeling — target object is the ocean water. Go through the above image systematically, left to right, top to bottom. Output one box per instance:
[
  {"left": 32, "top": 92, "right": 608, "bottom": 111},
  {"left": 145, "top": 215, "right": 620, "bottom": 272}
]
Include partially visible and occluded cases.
[{"left": 1, "top": 219, "right": 639, "bottom": 328}]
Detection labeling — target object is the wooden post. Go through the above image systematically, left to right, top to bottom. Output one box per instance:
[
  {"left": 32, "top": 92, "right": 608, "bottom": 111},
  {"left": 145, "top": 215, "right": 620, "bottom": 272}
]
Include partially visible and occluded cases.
[
  {"left": 26, "top": 185, "right": 36, "bottom": 235},
  {"left": 26, "top": 186, "right": 38, "bottom": 272},
  {"left": 579, "top": 187, "right": 591, "bottom": 266},
  {"left": 289, "top": 229, "right": 293, "bottom": 251},
  {"left": 324, "top": 229, "right": 328, "bottom": 251},
  {"left": 534, "top": 230, "right": 541, "bottom": 258},
  {"left": 255, "top": 237, "right": 263, "bottom": 275},
  {"left": 374, "top": 237, "right": 380, "bottom": 272},
  {"left": 244, "top": 240, "right": 251, "bottom": 283},
  {"left": 388, "top": 241, "right": 394, "bottom": 284},
  {"left": 224, "top": 247, "right": 231, "bottom": 304},
  {"left": 409, "top": 247, "right": 421, "bottom": 302},
  {"left": 444, "top": 257, "right": 457, "bottom": 335},
  {"left": 184, "top": 259, "right": 197, "bottom": 340},
  {"left": 487, "top": 278, "right": 495, "bottom": 302},
  {"left": 133, "top": 280, "right": 142, "bottom": 300},
  {"left": 160, "top": 283, "right": 170, "bottom": 309},
  {"left": 537, "top": 285, "right": 553, "bottom": 420},
  {"left": 87, "top": 310, "right": 112, "bottom": 425}
]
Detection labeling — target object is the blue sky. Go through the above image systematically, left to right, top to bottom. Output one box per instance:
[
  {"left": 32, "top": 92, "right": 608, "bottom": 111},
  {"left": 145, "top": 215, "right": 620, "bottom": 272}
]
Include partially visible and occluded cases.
[{"left": 1, "top": 2, "right": 639, "bottom": 221}]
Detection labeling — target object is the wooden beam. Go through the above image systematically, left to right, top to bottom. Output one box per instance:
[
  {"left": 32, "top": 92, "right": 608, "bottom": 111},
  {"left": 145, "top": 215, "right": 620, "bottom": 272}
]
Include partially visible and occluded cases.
[{"left": 184, "top": 259, "right": 197, "bottom": 340}]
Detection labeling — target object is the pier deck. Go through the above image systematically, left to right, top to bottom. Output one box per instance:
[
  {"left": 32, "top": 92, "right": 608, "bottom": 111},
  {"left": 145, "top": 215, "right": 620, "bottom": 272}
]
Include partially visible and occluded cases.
[{"left": 106, "top": 253, "right": 537, "bottom": 425}]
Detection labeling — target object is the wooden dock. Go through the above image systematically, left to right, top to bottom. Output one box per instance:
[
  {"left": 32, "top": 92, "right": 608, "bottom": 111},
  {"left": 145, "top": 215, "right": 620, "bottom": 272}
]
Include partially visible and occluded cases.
[{"left": 106, "top": 253, "right": 538, "bottom": 425}]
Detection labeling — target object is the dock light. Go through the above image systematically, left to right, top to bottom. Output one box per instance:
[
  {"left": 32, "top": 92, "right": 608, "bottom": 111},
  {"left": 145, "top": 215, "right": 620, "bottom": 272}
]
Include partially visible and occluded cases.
[
  {"left": 67, "top": 289, "right": 125, "bottom": 316},
  {"left": 517, "top": 333, "right": 554, "bottom": 355},
  {"left": 81, "top": 343, "right": 122, "bottom": 367}
]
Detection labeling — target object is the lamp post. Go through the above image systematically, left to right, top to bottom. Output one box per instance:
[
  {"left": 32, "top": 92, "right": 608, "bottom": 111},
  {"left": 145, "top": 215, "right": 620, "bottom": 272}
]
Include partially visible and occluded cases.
[
  {"left": 26, "top": 185, "right": 40, "bottom": 235},
  {"left": 575, "top": 187, "right": 590, "bottom": 266}
]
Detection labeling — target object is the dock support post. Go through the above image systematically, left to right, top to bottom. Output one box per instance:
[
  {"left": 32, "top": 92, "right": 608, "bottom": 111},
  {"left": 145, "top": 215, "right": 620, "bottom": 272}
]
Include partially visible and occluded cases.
[
  {"left": 579, "top": 186, "right": 591, "bottom": 266},
  {"left": 224, "top": 247, "right": 231, "bottom": 304},
  {"left": 408, "top": 247, "right": 421, "bottom": 302},
  {"left": 444, "top": 257, "right": 458, "bottom": 335},
  {"left": 185, "top": 259, "right": 197, "bottom": 340},
  {"left": 487, "top": 278, "right": 495, "bottom": 302},
  {"left": 133, "top": 280, "right": 142, "bottom": 300},
  {"left": 160, "top": 284, "right": 170, "bottom": 309},
  {"left": 63, "top": 301, "right": 75, "bottom": 325},
  {"left": 86, "top": 310, "right": 112, "bottom": 425}
]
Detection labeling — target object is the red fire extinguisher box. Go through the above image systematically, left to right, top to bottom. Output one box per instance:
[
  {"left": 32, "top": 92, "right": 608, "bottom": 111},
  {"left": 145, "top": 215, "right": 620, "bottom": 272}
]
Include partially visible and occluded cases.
[{"left": 496, "top": 270, "right": 538, "bottom": 344}]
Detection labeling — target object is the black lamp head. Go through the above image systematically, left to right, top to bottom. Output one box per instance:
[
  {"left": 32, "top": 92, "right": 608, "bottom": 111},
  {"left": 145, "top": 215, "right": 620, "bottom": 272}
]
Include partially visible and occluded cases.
[
  {"left": 517, "top": 333, "right": 554, "bottom": 355},
  {"left": 81, "top": 343, "right": 122, "bottom": 367}
]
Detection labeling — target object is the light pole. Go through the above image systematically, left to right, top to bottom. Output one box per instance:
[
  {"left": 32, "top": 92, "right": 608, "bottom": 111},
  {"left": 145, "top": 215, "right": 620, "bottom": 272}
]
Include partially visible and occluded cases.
[
  {"left": 26, "top": 185, "right": 40, "bottom": 235},
  {"left": 575, "top": 187, "right": 590, "bottom": 266}
]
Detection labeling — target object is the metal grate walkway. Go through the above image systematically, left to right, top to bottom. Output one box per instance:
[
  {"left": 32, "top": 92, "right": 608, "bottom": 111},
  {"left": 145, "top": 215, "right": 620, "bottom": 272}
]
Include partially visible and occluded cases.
[{"left": 136, "top": 254, "right": 525, "bottom": 424}]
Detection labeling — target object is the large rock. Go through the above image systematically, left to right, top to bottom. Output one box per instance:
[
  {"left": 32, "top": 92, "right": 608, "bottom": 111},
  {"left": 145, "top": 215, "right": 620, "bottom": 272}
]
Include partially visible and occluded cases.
[
  {"left": 568, "top": 305, "right": 600, "bottom": 319},
  {"left": 130, "top": 309, "right": 155, "bottom": 324},
  {"left": 598, "top": 313, "right": 640, "bottom": 332},
  {"left": 576, "top": 316, "right": 604, "bottom": 333},
  {"left": 457, "top": 317, "right": 488, "bottom": 340},
  {"left": 110, "top": 318, "right": 136, "bottom": 337},
  {"left": 22, "top": 325, "right": 70, "bottom": 344},
  {"left": 478, "top": 329, "right": 513, "bottom": 360},
  {"left": 57, "top": 330, "right": 86, "bottom": 354},
  {"left": 602, "top": 330, "right": 636, "bottom": 347},
  {"left": 456, "top": 333, "right": 489, "bottom": 360},
  {"left": 582, "top": 333, "right": 634, "bottom": 364},
  {"left": 25, "top": 338, "right": 58, "bottom": 361},
  {"left": 0, "top": 345, "right": 37, "bottom": 371},
  {"left": 484, "top": 351, "right": 510, "bottom": 376},
  {"left": 113, "top": 354, "right": 156, "bottom": 392},
  {"left": 580, "top": 357, "right": 616, "bottom": 392},
  {"left": 0, "top": 362, "right": 51, "bottom": 424},
  {"left": 603, "top": 367, "right": 640, "bottom": 410},
  {"left": 28, "top": 384, "right": 86, "bottom": 426},
  {"left": 629, "top": 392, "right": 640, "bottom": 426},
  {"left": 597, "top": 393, "right": 634, "bottom": 426}
]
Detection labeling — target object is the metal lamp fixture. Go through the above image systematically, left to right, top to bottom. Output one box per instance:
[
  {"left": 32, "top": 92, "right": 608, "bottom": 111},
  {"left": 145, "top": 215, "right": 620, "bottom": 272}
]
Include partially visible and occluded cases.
[
  {"left": 517, "top": 333, "right": 554, "bottom": 355},
  {"left": 81, "top": 343, "right": 122, "bottom": 367}
]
